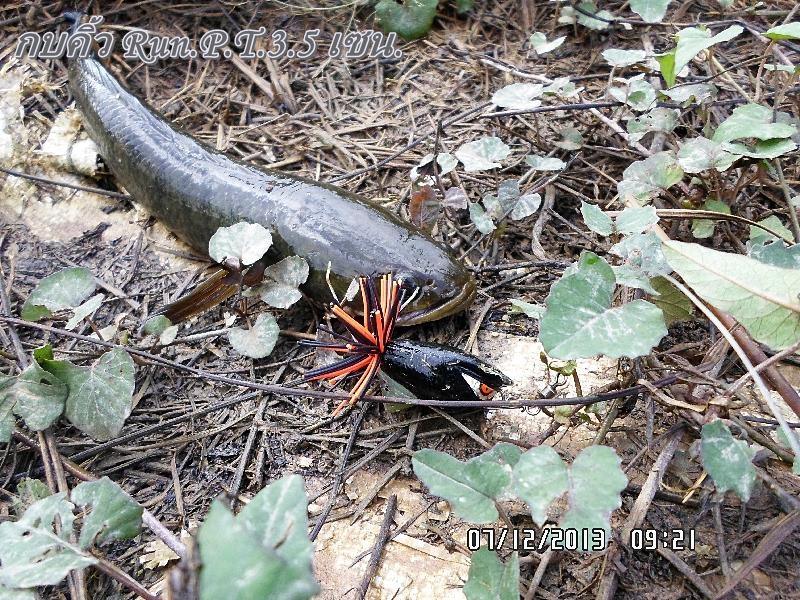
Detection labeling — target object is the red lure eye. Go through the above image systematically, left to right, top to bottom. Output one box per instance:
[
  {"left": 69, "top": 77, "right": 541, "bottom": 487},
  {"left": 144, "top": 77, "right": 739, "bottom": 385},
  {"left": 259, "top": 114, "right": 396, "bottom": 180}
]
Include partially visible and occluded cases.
[{"left": 479, "top": 383, "right": 495, "bottom": 397}]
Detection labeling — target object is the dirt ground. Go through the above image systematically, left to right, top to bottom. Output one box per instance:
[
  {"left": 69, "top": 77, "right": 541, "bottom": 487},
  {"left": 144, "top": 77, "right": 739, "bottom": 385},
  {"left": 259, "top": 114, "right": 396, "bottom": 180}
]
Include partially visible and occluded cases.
[{"left": 1, "top": 1, "right": 800, "bottom": 599}]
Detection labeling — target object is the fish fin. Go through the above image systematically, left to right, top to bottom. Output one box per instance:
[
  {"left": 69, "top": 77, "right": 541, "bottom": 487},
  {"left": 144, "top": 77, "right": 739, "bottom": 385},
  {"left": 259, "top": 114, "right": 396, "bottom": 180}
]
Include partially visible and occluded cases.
[{"left": 155, "top": 269, "right": 239, "bottom": 324}]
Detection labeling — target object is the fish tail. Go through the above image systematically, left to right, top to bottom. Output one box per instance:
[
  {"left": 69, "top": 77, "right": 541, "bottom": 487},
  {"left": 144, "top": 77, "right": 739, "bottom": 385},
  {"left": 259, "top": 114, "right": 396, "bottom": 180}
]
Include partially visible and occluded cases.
[{"left": 154, "top": 269, "right": 239, "bottom": 324}]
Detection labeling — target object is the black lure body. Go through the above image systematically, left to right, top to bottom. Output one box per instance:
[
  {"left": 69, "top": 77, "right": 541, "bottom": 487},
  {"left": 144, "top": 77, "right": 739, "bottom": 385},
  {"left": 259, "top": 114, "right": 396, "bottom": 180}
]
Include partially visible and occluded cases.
[
  {"left": 302, "top": 274, "right": 511, "bottom": 414},
  {"left": 381, "top": 339, "right": 511, "bottom": 401}
]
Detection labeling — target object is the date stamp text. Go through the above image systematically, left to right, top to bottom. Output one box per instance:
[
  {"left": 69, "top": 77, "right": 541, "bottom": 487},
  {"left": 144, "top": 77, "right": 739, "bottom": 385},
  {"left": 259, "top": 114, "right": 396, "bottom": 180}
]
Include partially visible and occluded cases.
[{"left": 466, "top": 527, "right": 609, "bottom": 552}]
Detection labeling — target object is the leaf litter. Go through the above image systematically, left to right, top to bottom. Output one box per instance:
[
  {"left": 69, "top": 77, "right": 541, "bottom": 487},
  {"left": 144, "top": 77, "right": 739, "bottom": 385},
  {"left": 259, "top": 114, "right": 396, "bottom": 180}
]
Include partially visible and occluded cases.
[{"left": 1, "top": 2, "right": 800, "bottom": 599}]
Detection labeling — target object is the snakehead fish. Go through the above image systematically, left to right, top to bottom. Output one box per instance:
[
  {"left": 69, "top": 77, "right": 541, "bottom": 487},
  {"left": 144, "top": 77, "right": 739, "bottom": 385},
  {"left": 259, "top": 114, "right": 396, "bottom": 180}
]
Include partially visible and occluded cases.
[{"left": 66, "top": 37, "right": 476, "bottom": 325}]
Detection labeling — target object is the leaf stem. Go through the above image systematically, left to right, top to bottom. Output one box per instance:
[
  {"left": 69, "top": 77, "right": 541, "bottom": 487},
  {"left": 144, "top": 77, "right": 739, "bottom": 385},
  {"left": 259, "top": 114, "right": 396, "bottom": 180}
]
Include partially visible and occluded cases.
[
  {"left": 753, "top": 40, "right": 774, "bottom": 102},
  {"left": 773, "top": 158, "right": 800, "bottom": 243},
  {"left": 664, "top": 275, "right": 800, "bottom": 460},
  {"left": 0, "top": 316, "right": 679, "bottom": 411},
  {"left": 11, "top": 429, "right": 188, "bottom": 561},
  {"left": 495, "top": 501, "right": 514, "bottom": 532},
  {"left": 90, "top": 551, "right": 160, "bottom": 600}
]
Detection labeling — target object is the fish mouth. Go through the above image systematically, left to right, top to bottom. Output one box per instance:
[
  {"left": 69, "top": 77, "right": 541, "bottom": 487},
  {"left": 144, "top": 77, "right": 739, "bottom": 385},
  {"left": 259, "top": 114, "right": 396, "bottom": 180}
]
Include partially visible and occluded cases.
[{"left": 396, "top": 275, "right": 478, "bottom": 326}]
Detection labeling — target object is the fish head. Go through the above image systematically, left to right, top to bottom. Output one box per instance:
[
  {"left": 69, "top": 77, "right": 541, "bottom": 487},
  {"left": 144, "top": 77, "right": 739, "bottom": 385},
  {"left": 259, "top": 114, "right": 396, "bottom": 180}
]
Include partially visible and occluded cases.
[{"left": 394, "top": 264, "right": 477, "bottom": 326}]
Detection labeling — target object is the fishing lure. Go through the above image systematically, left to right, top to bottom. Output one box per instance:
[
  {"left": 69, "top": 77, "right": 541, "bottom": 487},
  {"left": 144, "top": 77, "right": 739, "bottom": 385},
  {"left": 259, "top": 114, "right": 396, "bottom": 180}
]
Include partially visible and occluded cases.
[{"left": 303, "top": 274, "right": 511, "bottom": 415}]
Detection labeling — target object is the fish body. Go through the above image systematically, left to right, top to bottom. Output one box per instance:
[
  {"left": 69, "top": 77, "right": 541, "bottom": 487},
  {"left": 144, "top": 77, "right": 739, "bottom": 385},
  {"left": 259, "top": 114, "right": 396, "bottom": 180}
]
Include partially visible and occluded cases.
[{"left": 67, "top": 55, "right": 475, "bottom": 324}]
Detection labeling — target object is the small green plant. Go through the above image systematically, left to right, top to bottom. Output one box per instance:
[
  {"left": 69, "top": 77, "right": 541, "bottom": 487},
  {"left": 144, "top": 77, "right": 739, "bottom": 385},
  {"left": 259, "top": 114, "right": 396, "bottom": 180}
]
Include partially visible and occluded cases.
[
  {"left": 375, "top": 0, "right": 474, "bottom": 41},
  {"left": 629, "top": 0, "right": 671, "bottom": 23},
  {"left": 657, "top": 25, "right": 743, "bottom": 88},
  {"left": 455, "top": 136, "right": 512, "bottom": 172},
  {"left": 469, "top": 179, "right": 543, "bottom": 235},
  {"left": 144, "top": 220, "right": 309, "bottom": 358},
  {"left": 663, "top": 241, "right": 800, "bottom": 350},
  {"left": 539, "top": 251, "right": 667, "bottom": 359},
  {"left": 21, "top": 266, "right": 101, "bottom": 325},
  {"left": 1, "top": 344, "right": 134, "bottom": 442},
  {"left": 701, "top": 420, "right": 758, "bottom": 499},
  {"left": 412, "top": 442, "right": 628, "bottom": 590},
  {"left": 0, "top": 474, "right": 318, "bottom": 600},
  {"left": 198, "top": 475, "right": 318, "bottom": 600},
  {"left": 0, "top": 478, "right": 141, "bottom": 597},
  {"left": 464, "top": 548, "right": 519, "bottom": 600}
]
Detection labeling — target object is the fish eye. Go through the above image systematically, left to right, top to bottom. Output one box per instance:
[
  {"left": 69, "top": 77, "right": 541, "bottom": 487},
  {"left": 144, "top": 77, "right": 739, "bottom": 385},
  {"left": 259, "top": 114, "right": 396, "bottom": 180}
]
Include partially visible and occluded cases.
[
  {"left": 395, "top": 274, "right": 415, "bottom": 290},
  {"left": 462, "top": 373, "right": 496, "bottom": 399}
]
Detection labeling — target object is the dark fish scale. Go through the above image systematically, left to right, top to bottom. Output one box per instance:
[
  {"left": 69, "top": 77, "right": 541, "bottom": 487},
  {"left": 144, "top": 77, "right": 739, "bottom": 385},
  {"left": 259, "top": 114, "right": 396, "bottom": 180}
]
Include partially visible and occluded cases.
[{"left": 68, "top": 57, "right": 476, "bottom": 324}]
